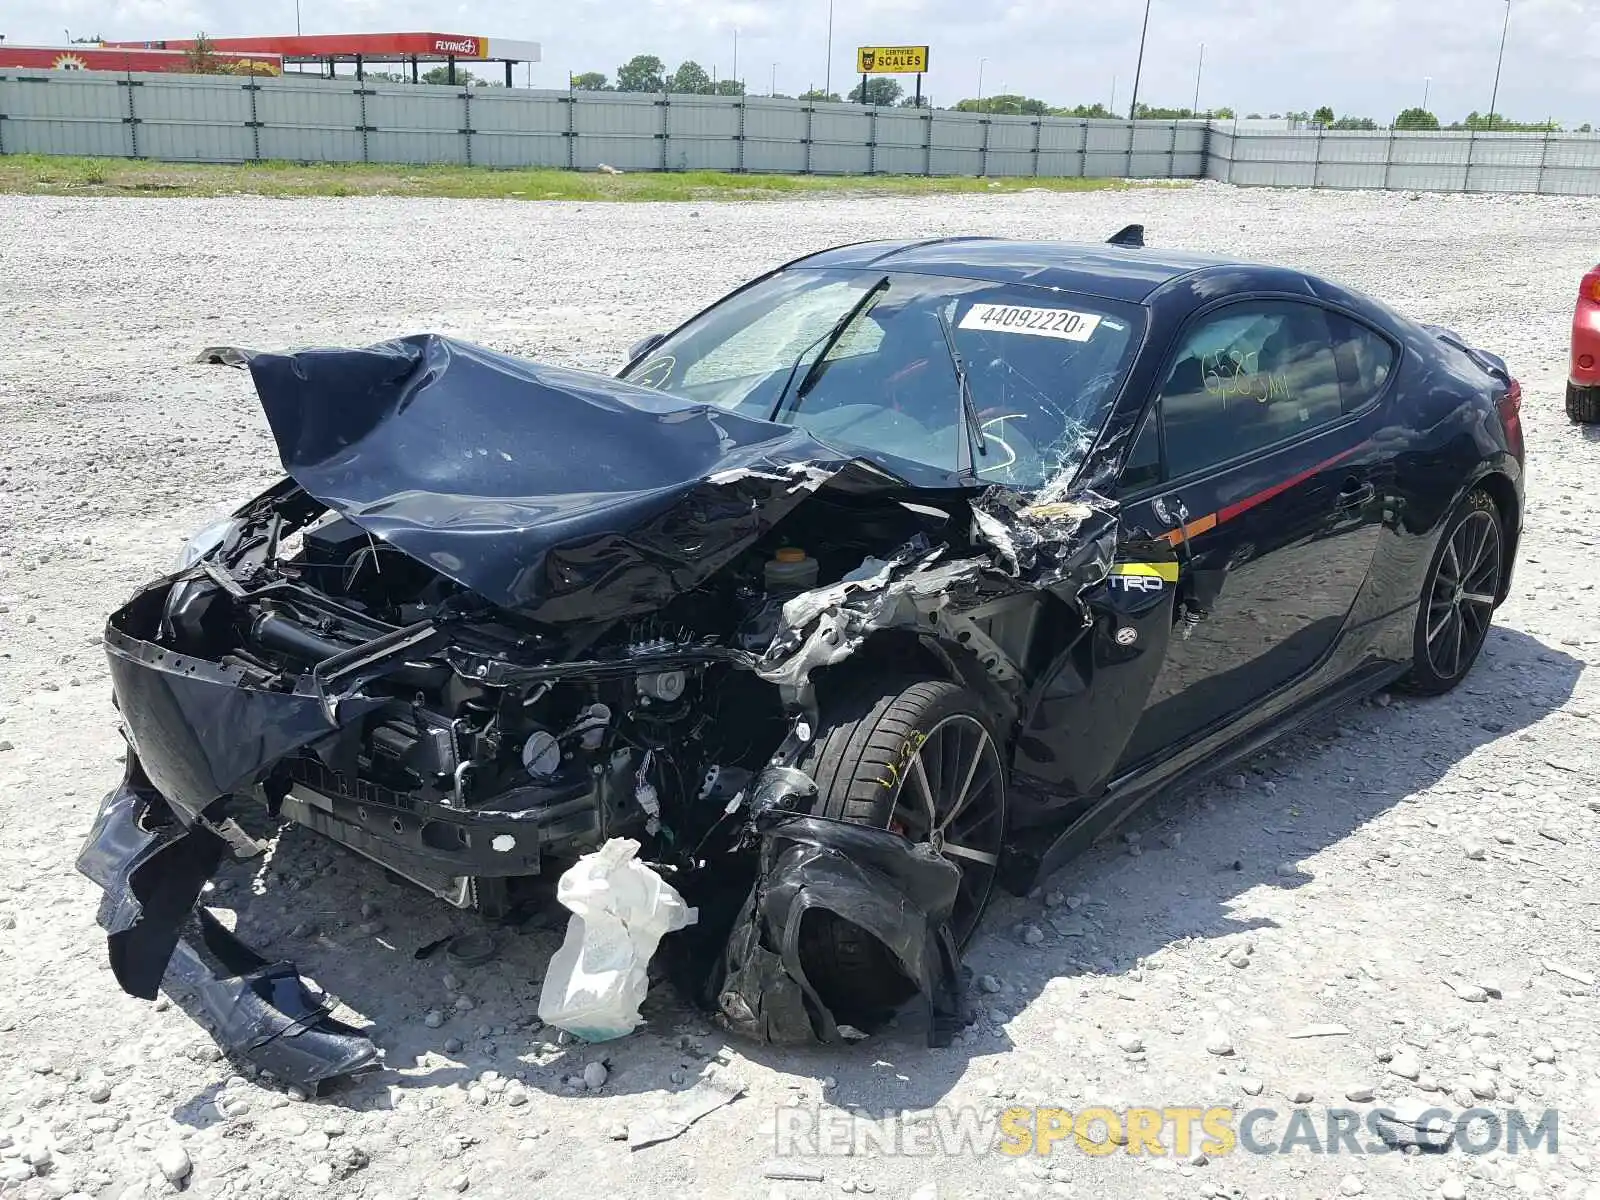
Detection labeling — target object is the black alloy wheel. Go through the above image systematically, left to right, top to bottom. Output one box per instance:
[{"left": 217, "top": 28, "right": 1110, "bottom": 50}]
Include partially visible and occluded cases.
[
  {"left": 1401, "top": 489, "right": 1504, "bottom": 695},
  {"left": 881, "top": 711, "right": 1006, "bottom": 947}
]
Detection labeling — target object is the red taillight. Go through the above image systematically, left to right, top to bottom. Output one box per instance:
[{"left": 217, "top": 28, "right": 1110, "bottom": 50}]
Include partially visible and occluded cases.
[
  {"left": 1582, "top": 270, "right": 1600, "bottom": 305},
  {"left": 1498, "top": 379, "right": 1523, "bottom": 455}
]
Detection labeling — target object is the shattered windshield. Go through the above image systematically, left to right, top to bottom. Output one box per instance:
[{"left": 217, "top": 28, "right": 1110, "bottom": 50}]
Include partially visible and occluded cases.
[{"left": 622, "top": 268, "right": 1145, "bottom": 489}]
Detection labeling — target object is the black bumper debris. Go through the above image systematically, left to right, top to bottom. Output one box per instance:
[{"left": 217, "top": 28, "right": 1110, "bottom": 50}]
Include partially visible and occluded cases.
[
  {"left": 76, "top": 773, "right": 379, "bottom": 1089},
  {"left": 709, "top": 812, "right": 971, "bottom": 1047}
]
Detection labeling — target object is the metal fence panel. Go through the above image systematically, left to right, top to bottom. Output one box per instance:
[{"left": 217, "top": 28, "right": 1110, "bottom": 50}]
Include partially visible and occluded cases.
[
  {"left": 11, "top": 73, "right": 1600, "bottom": 194},
  {"left": 367, "top": 88, "right": 464, "bottom": 135},
  {"left": 469, "top": 91, "right": 566, "bottom": 136},
  {"left": 573, "top": 92, "right": 658, "bottom": 135},
  {"left": 667, "top": 94, "right": 742, "bottom": 139},
  {"left": 742, "top": 100, "right": 807, "bottom": 143},
  {"left": 810, "top": 106, "right": 872, "bottom": 144},
  {"left": 875, "top": 110, "right": 927, "bottom": 148},
  {"left": 930, "top": 111, "right": 985, "bottom": 151},
  {"left": 986, "top": 116, "right": 1035, "bottom": 152},
  {"left": 139, "top": 120, "right": 253, "bottom": 163},
  {"left": 1038, "top": 121, "right": 1087, "bottom": 152},
  {"left": 1083, "top": 122, "right": 1132, "bottom": 153},
  {"left": 255, "top": 125, "right": 363, "bottom": 162},
  {"left": 366, "top": 130, "right": 466, "bottom": 165},
  {"left": 669, "top": 132, "right": 740, "bottom": 172},
  {"left": 471, "top": 133, "right": 567, "bottom": 169},
  {"left": 572, "top": 133, "right": 659, "bottom": 172},
  {"left": 743, "top": 137, "right": 808, "bottom": 173},
  {"left": 1544, "top": 137, "right": 1600, "bottom": 169},
  {"left": 809, "top": 140, "right": 872, "bottom": 174},
  {"left": 875, "top": 145, "right": 926, "bottom": 174},
  {"left": 926, "top": 147, "right": 980, "bottom": 176},
  {"left": 985, "top": 150, "right": 1033, "bottom": 177},
  {"left": 1036, "top": 150, "right": 1083, "bottom": 177}
]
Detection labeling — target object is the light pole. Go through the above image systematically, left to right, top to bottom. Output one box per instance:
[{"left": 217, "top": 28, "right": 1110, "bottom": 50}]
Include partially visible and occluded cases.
[
  {"left": 295, "top": 0, "right": 301, "bottom": 36},
  {"left": 824, "top": 0, "right": 833, "bottom": 97},
  {"left": 1128, "top": 0, "right": 1152, "bottom": 120},
  {"left": 1487, "top": 0, "right": 1511, "bottom": 130},
  {"left": 733, "top": 27, "right": 739, "bottom": 92},
  {"left": 1192, "top": 42, "right": 1204, "bottom": 116},
  {"left": 977, "top": 57, "right": 987, "bottom": 112},
  {"left": 771, "top": 61, "right": 778, "bottom": 96},
  {"left": 1423, "top": 76, "right": 1431, "bottom": 112}
]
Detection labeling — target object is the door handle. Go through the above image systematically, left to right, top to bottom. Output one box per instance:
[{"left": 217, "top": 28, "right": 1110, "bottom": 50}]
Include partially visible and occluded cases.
[{"left": 1336, "top": 479, "right": 1375, "bottom": 509}]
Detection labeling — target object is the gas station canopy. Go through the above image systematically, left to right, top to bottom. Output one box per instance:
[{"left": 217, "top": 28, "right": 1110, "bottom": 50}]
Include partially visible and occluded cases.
[{"left": 104, "top": 33, "right": 541, "bottom": 84}]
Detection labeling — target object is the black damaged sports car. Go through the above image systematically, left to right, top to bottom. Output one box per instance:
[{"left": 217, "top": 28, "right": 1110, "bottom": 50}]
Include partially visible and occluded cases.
[{"left": 79, "top": 228, "right": 1524, "bottom": 1085}]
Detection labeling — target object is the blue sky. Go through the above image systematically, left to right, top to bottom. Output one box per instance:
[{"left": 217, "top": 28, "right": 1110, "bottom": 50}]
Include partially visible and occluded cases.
[{"left": 11, "top": 0, "right": 1598, "bottom": 123}]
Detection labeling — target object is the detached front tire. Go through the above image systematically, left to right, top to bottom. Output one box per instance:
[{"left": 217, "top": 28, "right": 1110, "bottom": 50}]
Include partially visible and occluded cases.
[
  {"left": 1398, "top": 488, "right": 1504, "bottom": 696},
  {"left": 795, "top": 675, "right": 1007, "bottom": 1015}
]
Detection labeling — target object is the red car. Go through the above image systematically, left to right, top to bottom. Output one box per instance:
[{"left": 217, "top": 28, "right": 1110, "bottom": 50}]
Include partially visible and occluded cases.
[{"left": 1571, "top": 265, "right": 1600, "bottom": 423}]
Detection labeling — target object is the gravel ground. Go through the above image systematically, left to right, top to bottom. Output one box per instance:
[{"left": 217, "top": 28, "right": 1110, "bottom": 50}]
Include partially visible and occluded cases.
[{"left": 2, "top": 182, "right": 1599, "bottom": 1200}]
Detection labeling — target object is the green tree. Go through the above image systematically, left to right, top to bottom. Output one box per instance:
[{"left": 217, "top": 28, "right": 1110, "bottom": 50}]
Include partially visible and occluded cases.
[
  {"left": 184, "top": 33, "right": 224, "bottom": 74},
  {"left": 615, "top": 54, "right": 666, "bottom": 92},
  {"left": 668, "top": 60, "right": 712, "bottom": 94},
  {"left": 422, "top": 65, "right": 479, "bottom": 86},
  {"left": 570, "top": 71, "right": 610, "bottom": 90},
  {"left": 848, "top": 77, "right": 903, "bottom": 106},
  {"left": 712, "top": 78, "right": 745, "bottom": 96},
  {"left": 799, "top": 88, "right": 841, "bottom": 102},
  {"left": 956, "top": 94, "right": 1048, "bottom": 115},
  {"left": 1051, "top": 102, "right": 1113, "bottom": 118},
  {"left": 1135, "top": 103, "right": 1199, "bottom": 119},
  {"left": 1213, "top": 105, "right": 1236, "bottom": 119},
  {"left": 1312, "top": 105, "right": 1335, "bottom": 126},
  {"left": 1394, "top": 107, "right": 1439, "bottom": 130},
  {"left": 1450, "top": 110, "right": 1558, "bottom": 131},
  {"left": 1245, "top": 112, "right": 1263, "bottom": 119},
  {"left": 1331, "top": 116, "right": 1378, "bottom": 130},
  {"left": 1580, "top": 123, "right": 1594, "bottom": 133}
]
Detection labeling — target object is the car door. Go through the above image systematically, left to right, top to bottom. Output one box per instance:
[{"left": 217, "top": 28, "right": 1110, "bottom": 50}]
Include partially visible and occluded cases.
[{"left": 1110, "top": 298, "right": 1397, "bottom": 771}]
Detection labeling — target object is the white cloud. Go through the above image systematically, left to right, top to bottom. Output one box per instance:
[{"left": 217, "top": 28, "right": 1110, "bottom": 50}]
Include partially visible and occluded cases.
[{"left": 7, "top": 0, "right": 1597, "bottom": 121}]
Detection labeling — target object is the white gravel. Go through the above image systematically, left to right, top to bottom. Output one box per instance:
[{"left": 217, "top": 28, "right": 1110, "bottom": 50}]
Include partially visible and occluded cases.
[{"left": 2, "top": 182, "right": 1599, "bottom": 1200}]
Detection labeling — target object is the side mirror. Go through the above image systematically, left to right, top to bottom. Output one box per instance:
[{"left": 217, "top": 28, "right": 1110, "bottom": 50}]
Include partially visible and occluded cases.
[{"left": 628, "top": 333, "right": 667, "bottom": 363}]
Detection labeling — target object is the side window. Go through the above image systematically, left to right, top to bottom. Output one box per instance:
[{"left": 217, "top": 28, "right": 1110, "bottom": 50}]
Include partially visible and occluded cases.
[
  {"left": 1159, "top": 301, "right": 1345, "bottom": 480},
  {"left": 1326, "top": 311, "right": 1395, "bottom": 413},
  {"left": 1119, "top": 404, "right": 1162, "bottom": 493}
]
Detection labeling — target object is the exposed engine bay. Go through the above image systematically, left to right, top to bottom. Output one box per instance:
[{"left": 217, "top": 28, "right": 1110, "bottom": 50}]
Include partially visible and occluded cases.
[{"left": 153, "top": 478, "right": 1003, "bottom": 914}]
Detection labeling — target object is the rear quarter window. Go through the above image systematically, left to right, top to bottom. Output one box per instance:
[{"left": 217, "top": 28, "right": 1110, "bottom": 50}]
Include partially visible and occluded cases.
[{"left": 1327, "top": 311, "right": 1395, "bottom": 413}]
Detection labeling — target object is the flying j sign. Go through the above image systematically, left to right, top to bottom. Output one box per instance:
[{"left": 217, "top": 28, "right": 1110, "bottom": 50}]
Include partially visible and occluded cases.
[{"left": 856, "top": 45, "right": 930, "bottom": 74}]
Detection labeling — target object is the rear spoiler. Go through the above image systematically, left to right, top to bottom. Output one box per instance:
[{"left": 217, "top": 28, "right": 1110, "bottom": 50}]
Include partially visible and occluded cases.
[
  {"left": 1107, "top": 224, "right": 1145, "bottom": 248},
  {"left": 1422, "top": 323, "right": 1511, "bottom": 385}
]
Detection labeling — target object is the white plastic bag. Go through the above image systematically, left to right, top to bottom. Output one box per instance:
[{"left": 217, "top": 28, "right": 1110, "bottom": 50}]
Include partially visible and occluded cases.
[{"left": 536, "top": 838, "right": 697, "bottom": 1041}]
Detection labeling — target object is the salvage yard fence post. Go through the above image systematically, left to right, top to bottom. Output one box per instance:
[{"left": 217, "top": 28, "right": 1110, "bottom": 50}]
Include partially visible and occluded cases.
[{"left": 120, "top": 77, "right": 141, "bottom": 159}]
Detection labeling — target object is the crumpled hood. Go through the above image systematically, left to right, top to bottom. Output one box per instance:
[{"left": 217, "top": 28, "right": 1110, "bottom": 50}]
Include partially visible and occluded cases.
[{"left": 241, "top": 334, "right": 901, "bottom": 623}]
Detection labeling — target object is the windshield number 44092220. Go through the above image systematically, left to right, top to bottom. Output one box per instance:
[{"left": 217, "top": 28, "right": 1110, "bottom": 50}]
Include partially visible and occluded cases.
[{"left": 958, "top": 303, "right": 1103, "bottom": 343}]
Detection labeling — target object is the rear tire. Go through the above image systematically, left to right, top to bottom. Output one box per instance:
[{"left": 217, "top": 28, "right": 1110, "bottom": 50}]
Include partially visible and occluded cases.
[
  {"left": 1568, "top": 382, "right": 1600, "bottom": 424},
  {"left": 1397, "top": 489, "right": 1504, "bottom": 697},
  {"left": 795, "top": 675, "right": 1007, "bottom": 1018}
]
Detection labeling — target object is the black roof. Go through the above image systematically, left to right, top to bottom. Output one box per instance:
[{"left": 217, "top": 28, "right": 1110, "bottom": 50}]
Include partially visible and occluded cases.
[{"left": 792, "top": 236, "right": 1255, "bottom": 304}]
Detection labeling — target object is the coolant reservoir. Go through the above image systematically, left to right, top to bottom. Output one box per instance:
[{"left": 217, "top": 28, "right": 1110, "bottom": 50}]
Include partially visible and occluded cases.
[{"left": 764, "top": 546, "right": 819, "bottom": 593}]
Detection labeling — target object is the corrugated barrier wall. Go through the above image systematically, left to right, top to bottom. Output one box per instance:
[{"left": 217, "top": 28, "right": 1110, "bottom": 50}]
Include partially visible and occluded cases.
[
  {"left": 4, "top": 69, "right": 1600, "bottom": 195},
  {"left": 0, "top": 70, "right": 1205, "bottom": 179}
]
